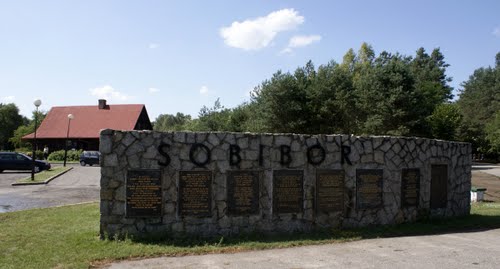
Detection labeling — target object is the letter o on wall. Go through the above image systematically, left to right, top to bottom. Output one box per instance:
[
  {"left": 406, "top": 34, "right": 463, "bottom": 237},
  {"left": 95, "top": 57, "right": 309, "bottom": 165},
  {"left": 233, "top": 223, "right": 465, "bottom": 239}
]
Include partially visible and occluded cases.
[
  {"left": 189, "top": 143, "right": 211, "bottom": 167},
  {"left": 307, "top": 144, "right": 326, "bottom": 165}
]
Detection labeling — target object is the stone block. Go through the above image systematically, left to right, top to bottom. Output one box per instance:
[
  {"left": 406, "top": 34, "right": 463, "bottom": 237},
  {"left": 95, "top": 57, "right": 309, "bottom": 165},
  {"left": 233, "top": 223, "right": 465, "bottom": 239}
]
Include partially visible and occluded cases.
[
  {"left": 114, "top": 131, "right": 126, "bottom": 142},
  {"left": 174, "top": 132, "right": 186, "bottom": 143},
  {"left": 122, "top": 133, "right": 136, "bottom": 147},
  {"left": 208, "top": 133, "right": 220, "bottom": 146},
  {"left": 100, "top": 135, "right": 113, "bottom": 154},
  {"left": 142, "top": 135, "right": 155, "bottom": 147},
  {"left": 275, "top": 135, "right": 292, "bottom": 145},
  {"left": 237, "top": 137, "right": 249, "bottom": 149},
  {"left": 249, "top": 138, "right": 260, "bottom": 151},
  {"left": 291, "top": 140, "right": 301, "bottom": 151},
  {"left": 143, "top": 145, "right": 157, "bottom": 159},
  {"left": 374, "top": 151, "right": 384, "bottom": 164},
  {"left": 361, "top": 153, "right": 374, "bottom": 163},
  {"left": 103, "top": 154, "right": 119, "bottom": 167},
  {"left": 127, "top": 155, "right": 140, "bottom": 169},
  {"left": 114, "top": 185, "right": 126, "bottom": 201},
  {"left": 100, "top": 189, "right": 114, "bottom": 200},
  {"left": 112, "top": 202, "right": 125, "bottom": 215}
]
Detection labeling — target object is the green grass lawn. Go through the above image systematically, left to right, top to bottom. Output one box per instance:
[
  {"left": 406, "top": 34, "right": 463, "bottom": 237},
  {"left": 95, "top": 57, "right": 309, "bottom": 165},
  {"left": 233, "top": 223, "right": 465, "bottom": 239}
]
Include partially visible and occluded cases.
[
  {"left": 15, "top": 166, "right": 72, "bottom": 184},
  {"left": 0, "top": 203, "right": 499, "bottom": 269}
]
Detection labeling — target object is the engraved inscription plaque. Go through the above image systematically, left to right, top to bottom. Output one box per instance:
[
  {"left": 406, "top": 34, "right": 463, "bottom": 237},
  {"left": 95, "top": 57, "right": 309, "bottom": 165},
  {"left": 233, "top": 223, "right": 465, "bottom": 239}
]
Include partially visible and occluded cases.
[
  {"left": 431, "top": 164, "right": 448, "bottom": 209},
  {"left": 401, "top": 168, "right": 420, "bottom": 207},
  {"left": 126, "top": 169, "right": 162, "bottom": 217},
  {"left": 356, "top": 169, "right": 383, "bottom": 209},
  {"left": 273, "top": 170, "right": 303, "bottom": 214},
  {"left": 316, "top": 170, "right": 344, "bottom": 213},
  {"left": 179, "top": 171, "right": 212, "bottom": 216},
  {"left": 227, "top": 171, "right": 259, "bottom": 215}
]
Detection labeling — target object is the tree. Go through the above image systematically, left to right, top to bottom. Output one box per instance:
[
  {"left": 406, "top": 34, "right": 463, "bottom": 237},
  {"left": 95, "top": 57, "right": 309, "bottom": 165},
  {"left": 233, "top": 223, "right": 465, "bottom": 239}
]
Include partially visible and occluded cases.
[
  {"left": 250, "top": 43, "right": 453, "bottom": 137},
  {"left": 409, "top": 48, "right": 453, "bottom": 136},
  {"left": 353, "top": 51, "right": 418, "bottom": 136},
  {"left": 457, "top": 52, "right": 500, "bottom": 155},
  {"left": 308, "top": 60, "right": 357, "bottom": 134},
  {"left": 251, "top": 70, "right": 311, "bottom": 133},
  {"left": 191, "top": 98, "right": 234, "bottom": 131},
  {"left": 0, "top": 103, "right": 25, "bottom": 150},
  {"left": 427, "top": 103, "right": 462, "bottom": 140},
  {"left": 9, "top": 110, "right": 45, "bottom": 149},
  {"left": 485, "top": 111, "right": 500, "bottom": 156},
  {"left": 153, "top": 113, "right": 192, "bottom": 131}
]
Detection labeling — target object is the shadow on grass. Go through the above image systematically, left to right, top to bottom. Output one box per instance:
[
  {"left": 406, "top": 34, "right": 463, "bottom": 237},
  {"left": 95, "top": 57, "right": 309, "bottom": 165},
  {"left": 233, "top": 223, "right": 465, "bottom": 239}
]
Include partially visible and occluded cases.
[{"left": 123, "top": 213, "right": 500, "bottom": 248}]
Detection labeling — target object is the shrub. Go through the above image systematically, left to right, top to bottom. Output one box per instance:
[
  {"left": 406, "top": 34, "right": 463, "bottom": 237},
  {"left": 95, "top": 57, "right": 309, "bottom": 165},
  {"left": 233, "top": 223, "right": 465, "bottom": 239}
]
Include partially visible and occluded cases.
[
  {"left": 47, "top": 149, "right": 83, "bottom": 162},
  {"left": 23, "top": 150, "right": 44, "bottom": 160}
]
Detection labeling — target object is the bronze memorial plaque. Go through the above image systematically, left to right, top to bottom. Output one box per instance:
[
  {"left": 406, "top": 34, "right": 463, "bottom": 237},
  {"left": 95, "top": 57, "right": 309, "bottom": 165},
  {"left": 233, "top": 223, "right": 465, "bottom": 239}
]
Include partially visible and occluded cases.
[
  {"left": 431, "top": 164, "right": 448, "bottom": 209},
  {"left": 401, "top": 168, "right": 420, "bottom": 207},
  {"left": 126, "top": 169, "right": 162, "bottom": 217},
  {"left": 356, "top": 169, "right": 383, "bottom": 209},
  {"left": 273, "top": 170, "right": 303, "bottom": 214},
  {"left": 316, "top": 170, "right": 344, "bottom": 213},
  {"left": 179, "top": 171, "right": 212, "bottom": 216},
  {"left": 227, "top": 171, "right": 259, "bottom": 215}
]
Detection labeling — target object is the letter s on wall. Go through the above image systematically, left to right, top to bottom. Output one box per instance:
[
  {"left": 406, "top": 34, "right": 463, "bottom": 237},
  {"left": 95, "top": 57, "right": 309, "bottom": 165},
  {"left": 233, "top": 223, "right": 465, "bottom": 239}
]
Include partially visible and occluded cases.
[{"left": 158, "top": 143, "right": 171, "bottom": 166}]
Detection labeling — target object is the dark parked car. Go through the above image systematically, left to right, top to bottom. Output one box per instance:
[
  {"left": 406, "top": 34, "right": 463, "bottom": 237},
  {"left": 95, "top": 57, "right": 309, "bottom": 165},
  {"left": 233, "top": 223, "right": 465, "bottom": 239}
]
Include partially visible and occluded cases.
[
  {"left": 80, "top": 151, "right": 100, "bottom": 166},
  {"left": 0, "top": 152, "right": 51, "bottom": 173}
]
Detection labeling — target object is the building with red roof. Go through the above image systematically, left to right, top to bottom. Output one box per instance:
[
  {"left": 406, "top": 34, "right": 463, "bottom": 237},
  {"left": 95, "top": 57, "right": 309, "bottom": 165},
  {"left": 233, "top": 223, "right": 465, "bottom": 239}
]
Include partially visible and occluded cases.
[{"left": 23, "top": 99, "right": 152, "bottom": 151}]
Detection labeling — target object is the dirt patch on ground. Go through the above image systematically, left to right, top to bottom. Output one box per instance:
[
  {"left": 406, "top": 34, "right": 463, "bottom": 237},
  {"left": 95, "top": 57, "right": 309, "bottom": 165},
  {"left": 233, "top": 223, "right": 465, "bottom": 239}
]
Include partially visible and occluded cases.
[{"left": 472, "top": 171, "right": 500, "bottom": 202}]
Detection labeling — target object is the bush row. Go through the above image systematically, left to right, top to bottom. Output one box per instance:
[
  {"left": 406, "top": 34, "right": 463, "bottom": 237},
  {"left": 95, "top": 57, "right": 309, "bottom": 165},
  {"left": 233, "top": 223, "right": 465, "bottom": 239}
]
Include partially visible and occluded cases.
[
  {"left": 47, "top": 149, "right": 83, "bottom": 162},
  {"left": 22, "top": 150, "right": 44, "bottom": 160}
]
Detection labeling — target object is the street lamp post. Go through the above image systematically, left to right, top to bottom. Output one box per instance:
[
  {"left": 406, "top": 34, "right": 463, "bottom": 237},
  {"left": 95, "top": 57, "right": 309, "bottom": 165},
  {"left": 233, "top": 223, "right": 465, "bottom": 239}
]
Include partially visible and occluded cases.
[
  {"left": 31, "top": 99, "right": 42, "bottom": 181},
  {"left": 63, "top": 114, "right": 74, "bottom": 167}
]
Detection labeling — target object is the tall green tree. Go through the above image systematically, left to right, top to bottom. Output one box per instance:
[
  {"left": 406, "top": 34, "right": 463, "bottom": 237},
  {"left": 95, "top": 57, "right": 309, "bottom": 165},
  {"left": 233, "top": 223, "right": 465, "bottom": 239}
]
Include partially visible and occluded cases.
[
  {"left": 250, "top": 43, "right": 453, "bottom": 137},
  {"left": 409, "top": 48, "right": 454, "bottom": 136},
  {"left": 353, "top": 51, "right": 418, "bottom": 135},
  {"left": 457, "top": 52, "right": 500, "bottom": 155},
  {"left": 251, "top": 70, "right": 311, "bottom": 133},
  {"left": 191, "top": 98, "right": 233, "bottom": 131},
  {"left": 0, "top": 103, "right": 25, "bottom": 150},
  {"left": 427, "top": 103, "right": 462, "bottom": 140},
  {"left": 9, "top": 110, "right": 46, "bottom": 149},
  {"left": 485, "top": 111, "right": 500, "bottom": 156},
  {"left": 153, "top": 112, "right": 192, "bottom": 131}
]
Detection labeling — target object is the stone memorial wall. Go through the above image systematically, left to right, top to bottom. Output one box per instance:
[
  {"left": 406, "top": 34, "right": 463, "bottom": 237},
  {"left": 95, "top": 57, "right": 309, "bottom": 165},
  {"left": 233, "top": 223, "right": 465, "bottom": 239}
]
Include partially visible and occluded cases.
[{"left": 99, "top": 130, "right": 471, "bottom": 238}]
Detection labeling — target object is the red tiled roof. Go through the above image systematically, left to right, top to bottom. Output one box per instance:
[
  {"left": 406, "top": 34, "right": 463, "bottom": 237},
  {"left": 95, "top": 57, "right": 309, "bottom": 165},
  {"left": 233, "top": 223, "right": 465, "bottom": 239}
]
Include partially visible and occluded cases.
[{"left": 23, "top": 104, "right": 146, "bottom": 139}]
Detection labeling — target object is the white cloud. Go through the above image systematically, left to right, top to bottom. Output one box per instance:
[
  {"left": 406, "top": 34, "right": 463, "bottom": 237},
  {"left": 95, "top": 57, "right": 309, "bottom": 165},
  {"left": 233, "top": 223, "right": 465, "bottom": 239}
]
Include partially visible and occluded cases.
[
  {"left": 220, "top": 8, "right": 304, "bottom": 50},
  {"left": 493, "top": 27, "right": 500, "bottom": 37},
  {"left": 281, "top": 34, "right": 321, "bottom": 54},
  {"left": 289, "top": 35, "right": 322, "bottom": 48},
  {"left": 149, "top": 43, "right": 160, "bottom": 49},
  {"left": 280, "top": 47, "right": 293, "bottom": 55},
  {"left": 89, "top": 85, "right": 132, "bottom": 101},
  {"left": 200, "top": 85, "right": 209, "bottom": 95},
  {"left": 148, "top": 87, "right": 160, "bottom": 93},
  {"left": 0, "top": 96, "right": 15, "bottom": 102}
]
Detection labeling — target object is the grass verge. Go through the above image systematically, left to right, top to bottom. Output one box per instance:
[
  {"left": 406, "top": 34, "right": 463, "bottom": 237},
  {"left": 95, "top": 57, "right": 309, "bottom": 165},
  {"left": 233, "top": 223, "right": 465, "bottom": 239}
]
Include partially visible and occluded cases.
[
  {"left": 14, "top": 166, "right": 72, "bottom": 184},
  {"left": 0, "top": 202, "right": 499, "bottom": 269}
]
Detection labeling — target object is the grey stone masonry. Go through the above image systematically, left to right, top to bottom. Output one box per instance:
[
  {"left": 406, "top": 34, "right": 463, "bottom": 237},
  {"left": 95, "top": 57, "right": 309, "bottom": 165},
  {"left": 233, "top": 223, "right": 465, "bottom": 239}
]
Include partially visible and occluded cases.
[{"left": 100, "top": 130, "right": 471, "bottom": 238}]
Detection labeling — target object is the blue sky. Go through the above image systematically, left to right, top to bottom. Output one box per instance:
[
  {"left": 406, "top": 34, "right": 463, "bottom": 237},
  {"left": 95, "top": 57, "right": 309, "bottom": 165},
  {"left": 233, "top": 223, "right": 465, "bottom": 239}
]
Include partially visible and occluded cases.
[{"left": 1, "top": 1, "right": 499, "bottom": 121}]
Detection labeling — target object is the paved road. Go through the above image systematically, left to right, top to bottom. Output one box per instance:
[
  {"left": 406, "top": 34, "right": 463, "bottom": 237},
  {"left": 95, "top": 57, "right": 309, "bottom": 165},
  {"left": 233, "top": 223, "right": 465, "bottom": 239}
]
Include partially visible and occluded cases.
[
  {"left": 0, "top": 164, "right": 100, "bottom": 213},
  {"left": 472, "top": 164, "right": 500, "bottom": 177},
  {"left": 106, "top": 228, "right": 500, "bottom": 269}
]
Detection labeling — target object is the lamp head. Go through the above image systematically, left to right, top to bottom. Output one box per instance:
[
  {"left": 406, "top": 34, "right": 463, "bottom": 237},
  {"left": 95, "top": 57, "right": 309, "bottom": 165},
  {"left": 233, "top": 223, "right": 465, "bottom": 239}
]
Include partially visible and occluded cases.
[
  {"left": 33, "top": 99, "right": 42, "bottom": 107},
  {"left": 68, "top": 114, "right": 74, "bottom": 120}
]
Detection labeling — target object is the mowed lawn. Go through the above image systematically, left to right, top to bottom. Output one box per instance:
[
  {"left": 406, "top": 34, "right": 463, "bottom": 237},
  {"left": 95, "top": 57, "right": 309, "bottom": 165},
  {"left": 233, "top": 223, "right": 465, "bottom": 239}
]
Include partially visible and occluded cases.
[{"left": 0, "top": 202, "right": 500, "bottom": 269}]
